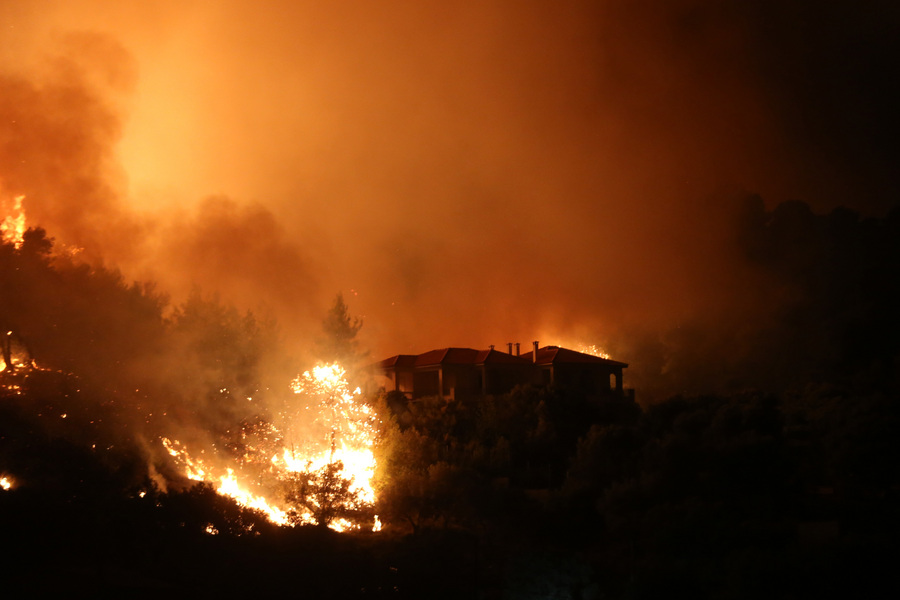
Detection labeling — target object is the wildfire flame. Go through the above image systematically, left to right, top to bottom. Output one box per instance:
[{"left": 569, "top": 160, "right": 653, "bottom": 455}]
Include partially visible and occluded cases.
[
  {"left": 1, "top": 193, "right": 26, "bottom": 249},
  {"left": 577, "top": 344, "right": 611, "bottom": 359},
  {"left": 162, "top": 363, "right": 379, "bottom": 532},
  {"left": 286, "top": 364, "right": 377, "bottom": 502}
]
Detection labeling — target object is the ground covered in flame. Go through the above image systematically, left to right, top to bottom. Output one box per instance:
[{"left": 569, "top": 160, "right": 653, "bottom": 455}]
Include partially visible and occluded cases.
[{"left": 162, "top": 364, "right": 379, "bottom": 531}]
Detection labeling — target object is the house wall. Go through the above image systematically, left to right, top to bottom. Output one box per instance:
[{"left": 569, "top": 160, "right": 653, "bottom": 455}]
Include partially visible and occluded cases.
[
  {"left": 381, "top": 354, "right": 627, "bottom": 400},
  {"left": 548, "top": 364, "right": 624, "bottom": 396},
  {"left": 442, "top": 365, "right": 483, "bottom": 399},
  {"left": 484, "top": 365, "right": 534, "bottom": 395},
  {"left": 413, "top": 370, "right": 440, "bottom": 398}
]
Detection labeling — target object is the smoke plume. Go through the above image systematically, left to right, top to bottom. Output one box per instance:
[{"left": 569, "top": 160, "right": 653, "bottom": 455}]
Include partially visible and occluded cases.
[{"left": 2, "top": 1, "right": 898, "bottom": 401}]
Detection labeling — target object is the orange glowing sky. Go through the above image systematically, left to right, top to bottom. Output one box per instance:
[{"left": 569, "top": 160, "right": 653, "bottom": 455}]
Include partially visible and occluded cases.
[{"left": 2, "top": 1, "right": 898, "bottom": 380}]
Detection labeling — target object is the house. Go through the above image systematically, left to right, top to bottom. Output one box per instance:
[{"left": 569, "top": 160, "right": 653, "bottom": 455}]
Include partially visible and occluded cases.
[
  {"left": 375, "top": 341, "right": 629, "bottom": 401},
  {"left": 525, "top": 344, "right": 628, "bottom": 395}
]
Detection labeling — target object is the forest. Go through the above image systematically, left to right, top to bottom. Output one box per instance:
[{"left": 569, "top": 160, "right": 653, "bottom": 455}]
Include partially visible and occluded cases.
[{"left": 1, "top": 198, "right": 899, "bottom": 598}]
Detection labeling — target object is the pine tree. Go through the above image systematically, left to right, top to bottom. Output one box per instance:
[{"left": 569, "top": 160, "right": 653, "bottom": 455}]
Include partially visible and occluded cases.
[{"left": 315, "top": 292, "right": 364, "bottom": 367}]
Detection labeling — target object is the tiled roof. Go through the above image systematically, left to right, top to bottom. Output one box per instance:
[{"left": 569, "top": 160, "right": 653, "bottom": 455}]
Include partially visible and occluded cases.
[
  {"left": 521, "top": 345, "right": 629, "bottom": 368},
  {"left": 378, "top": 346, "right": 626, "bottom": 369},
  {"left": 414, "top": 347, "right": 478, "bottom": 366},
  {"left": 476, "top": 349, "right": 533, "bottom": 365},
  {"left": 375, "top": 354, "right": 417, "bottom": 369}
]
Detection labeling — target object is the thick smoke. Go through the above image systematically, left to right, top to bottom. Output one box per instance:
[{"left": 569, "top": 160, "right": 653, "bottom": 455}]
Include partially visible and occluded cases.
[
  {"left": 2, "top": 1, "right": 898, "bottom": 404},
  {"left": 0, "top": 28, "right": 324, "bottom": 350},
  {"left": 0, "top": 32, "right": 136, "bottom": 262}
]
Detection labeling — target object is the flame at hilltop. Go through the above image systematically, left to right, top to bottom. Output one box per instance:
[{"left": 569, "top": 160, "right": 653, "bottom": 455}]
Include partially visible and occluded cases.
[
  {"left": 1, "top": 193, "right": 26, "bottom": 249},
  {"left": 162, "top": 363, "right": 380, "bottom": 532}
]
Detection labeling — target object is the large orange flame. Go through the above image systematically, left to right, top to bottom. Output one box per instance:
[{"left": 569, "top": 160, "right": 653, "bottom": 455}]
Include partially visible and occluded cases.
[
  {"left": 1, "top": 193, "right": 26, "bottom": 249},
  {"left": 162, "top": 363, "right": 379, "bottom": 532}
]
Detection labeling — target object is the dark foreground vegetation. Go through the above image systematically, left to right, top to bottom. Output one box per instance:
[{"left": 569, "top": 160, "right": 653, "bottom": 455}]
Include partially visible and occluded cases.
[
  {"left": 2, "top": 198, "right": 899, "bottom": 597},
  {"left": 3, "top": 380, "right": 898, "bottom": 598}
]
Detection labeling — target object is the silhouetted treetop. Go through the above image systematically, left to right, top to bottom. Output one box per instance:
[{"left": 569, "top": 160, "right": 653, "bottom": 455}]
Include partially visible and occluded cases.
[{"left": 315, "top": 292, "right": 364, "bottom": 367}]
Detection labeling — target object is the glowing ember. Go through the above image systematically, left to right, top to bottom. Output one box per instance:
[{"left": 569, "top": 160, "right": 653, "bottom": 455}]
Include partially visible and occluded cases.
[
  {"left": 2, "top": 330, "right": 35, "bottom": 375},
  {"left": 161, "top": 363, "right": 379, "bottom": 532},
  {"left": 0, "top": 381, "right": 22, "bottom": 395},
  {"left": 161, "top": 437, "right": 210, "bottom": 481},
  {"left": 1, "top": 475, "right": 13, "bottom": 490}
]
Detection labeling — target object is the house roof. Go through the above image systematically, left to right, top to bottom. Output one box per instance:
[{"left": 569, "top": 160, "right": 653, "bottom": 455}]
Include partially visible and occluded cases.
[
  {"left": 377, "top": 345, "right": 626, "bottom": 370},
  {"left": 521, "top": 345, "right": 629, "bottom": 368},
  {"left": 410, "top": 347, "right": 533, "bottom": 367},
  {"left": 414, "top": 347, "right": 479, "bottom": 366},
  {"left": 476, "top": 348, "right": 534, "bottom": 365},
  {"left": 373, "top": 349, "right": 478, "bottom": 370},
  {"left": 375, "top": 354, "right": 417, "bottom": 369}
]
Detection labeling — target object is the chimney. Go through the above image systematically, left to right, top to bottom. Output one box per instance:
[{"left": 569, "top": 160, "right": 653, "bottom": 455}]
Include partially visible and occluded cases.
[
  {"left": 533, "top": 341, "right": 539, "bottom": 363},
  {"left": 507, "top": 342, "right": 513, "bottom": 354},
  {"left": 515, "top": 342, "right": 520, "bottom": 356},
  {"left": 489, "top": 344, "right": 494, "bottom": 351}
]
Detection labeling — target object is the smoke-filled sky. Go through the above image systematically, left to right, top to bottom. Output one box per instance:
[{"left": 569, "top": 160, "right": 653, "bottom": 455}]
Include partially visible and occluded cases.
[{"left": 1, "top": 1, "right": 898, "bottom": 380}]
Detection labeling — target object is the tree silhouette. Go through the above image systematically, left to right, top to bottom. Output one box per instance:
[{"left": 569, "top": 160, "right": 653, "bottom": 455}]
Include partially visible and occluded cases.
[
  {"left": 315, "top": 292, "right": 364, "bottom": 367},
  {"left": 281, "top": 460, "right": 370, "bottom": 529}
]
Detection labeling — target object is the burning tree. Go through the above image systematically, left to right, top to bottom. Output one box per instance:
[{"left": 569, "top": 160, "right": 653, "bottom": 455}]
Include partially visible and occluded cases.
[
  {"left": 162, "top": 364, "right": 380, "bottom": 532},
  {"left": 278, "top": 364, "right": 378, "bottom": 529},
  {"left": 281, "top": 459, "right": 372, "bottom": 528}
]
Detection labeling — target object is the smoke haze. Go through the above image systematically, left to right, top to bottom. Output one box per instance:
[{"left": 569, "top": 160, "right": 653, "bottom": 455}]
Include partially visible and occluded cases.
[{"left": 2, "top": 1, "right": 898, "bottom": 397}]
